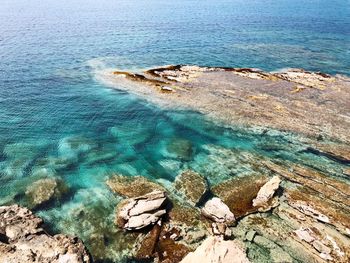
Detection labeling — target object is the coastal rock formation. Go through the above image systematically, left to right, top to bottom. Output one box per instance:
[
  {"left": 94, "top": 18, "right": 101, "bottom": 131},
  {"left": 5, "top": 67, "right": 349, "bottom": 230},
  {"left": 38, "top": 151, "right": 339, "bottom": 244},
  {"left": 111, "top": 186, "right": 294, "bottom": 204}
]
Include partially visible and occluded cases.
[
  {"left": 109, "top": 65, "right": 350, "bottom": 143},
  {"left": 173, "top": 170, "right": 208, "bottom": 206},
  {"left": 107, "top": 174, "right": 165, "bottom": 198},
  {"left": 212, "top": 174, "right": 268, "bottom": 218},
  {"left": 252, "top": 176, "right": 281, "bottom": 208},
  {"left": 25, "top": 177, "right": 68, "bottom": 209},
  {"left": 116, "top": 190, "right": 168, "bottom": 230},
  {"left": 201, "top": 197, "right": 235, "bottom": 225},
  {"left": 0, "top": 205, "right": 90, "bottom": 263},
  {"left": 180, "top": 236, "right": 250, "bottom": 263}
]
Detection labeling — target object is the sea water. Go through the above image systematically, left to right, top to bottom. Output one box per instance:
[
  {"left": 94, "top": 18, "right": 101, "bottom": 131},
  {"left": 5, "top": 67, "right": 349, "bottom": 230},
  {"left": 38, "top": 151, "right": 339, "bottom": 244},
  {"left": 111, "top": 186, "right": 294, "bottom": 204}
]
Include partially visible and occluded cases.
[{"left": 0, "top": 0, "right": 349, "bottom": 262}]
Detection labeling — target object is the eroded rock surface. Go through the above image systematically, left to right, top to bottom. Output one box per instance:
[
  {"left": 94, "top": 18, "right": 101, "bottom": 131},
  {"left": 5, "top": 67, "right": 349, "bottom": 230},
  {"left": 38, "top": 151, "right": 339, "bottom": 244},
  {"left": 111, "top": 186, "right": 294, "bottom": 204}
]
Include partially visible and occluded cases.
[{"left": 0, "top": 205, "right": 90, "bottom": 263}]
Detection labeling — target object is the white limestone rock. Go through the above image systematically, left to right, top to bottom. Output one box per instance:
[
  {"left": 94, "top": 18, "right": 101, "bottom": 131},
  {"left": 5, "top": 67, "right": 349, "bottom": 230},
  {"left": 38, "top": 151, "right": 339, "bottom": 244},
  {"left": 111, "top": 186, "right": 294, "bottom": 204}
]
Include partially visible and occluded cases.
[
  {"left": 253, "top": 176, "right": 281, "bottom": 207},
  {"left": 116, "top": 190, "right": 168, "bottom": 230},
  {"left": 201, "top": 197, "right": 235, "bottom": 225},
  {"left": 180, "top": 236, "right": 250, "bottom": 263}
]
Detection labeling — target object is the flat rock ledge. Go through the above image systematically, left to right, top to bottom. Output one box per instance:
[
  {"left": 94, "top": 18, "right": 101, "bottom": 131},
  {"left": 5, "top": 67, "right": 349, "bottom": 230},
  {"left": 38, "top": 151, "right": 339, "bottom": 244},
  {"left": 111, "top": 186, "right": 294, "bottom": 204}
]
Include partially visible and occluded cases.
[
  {"left": 116, "top": 190, "right": 168, "bottom": 230},
  {"left": 0, "top": 205, "right": 91, "bottom": 263},
  {"left": 180, "top": 236, "right": 250, "bottom": 263}
]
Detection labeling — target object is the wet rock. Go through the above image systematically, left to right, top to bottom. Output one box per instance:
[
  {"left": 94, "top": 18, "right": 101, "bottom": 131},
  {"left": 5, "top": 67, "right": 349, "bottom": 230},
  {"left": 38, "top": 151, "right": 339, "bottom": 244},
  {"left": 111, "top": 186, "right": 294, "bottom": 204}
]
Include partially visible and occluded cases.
[
  {"left": 192, "top": 146, "right": 267, "bottom": 185},
  {"left": 173, "top": 170, "right": 208, "bottom": 206},
  {"left": 107, "top": 174, "right": 165, "bottom": 198},
  {"left": 252, "top": 176, "right": 281, "bottom": 208},
  {"left": 25, "top": 177, "right": 68, "bottom": 209},
  {"left": 53, "top": 188, "right": 137, "bottom": 262},
  {"left": 116, "top": 191, "right": 168, "bottom": 230},
  {"left": 201, "top": 197, "right": 235, "bottom": 225},
  {"left": 167, "top": 200, "right": 208, "bottom": 246},
  {"left": 0, "top": 205, "right": 90, "bottom": 263},
  {"left": 135, "top": 220, "right": 162, "bottom": 260},
  {"left": 155, "top": 224, "right": 193, "bottom": 263},
  {"left": 180, "top": 236, "right": 250, "bottom": 263}
]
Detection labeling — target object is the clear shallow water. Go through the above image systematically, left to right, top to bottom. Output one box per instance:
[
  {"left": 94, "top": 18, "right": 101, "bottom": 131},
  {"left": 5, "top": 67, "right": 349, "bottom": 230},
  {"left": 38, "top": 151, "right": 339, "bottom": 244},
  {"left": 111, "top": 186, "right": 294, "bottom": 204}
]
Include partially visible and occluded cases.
[{"left": 0, "top": 0, "right": 349, "bottom": 262}]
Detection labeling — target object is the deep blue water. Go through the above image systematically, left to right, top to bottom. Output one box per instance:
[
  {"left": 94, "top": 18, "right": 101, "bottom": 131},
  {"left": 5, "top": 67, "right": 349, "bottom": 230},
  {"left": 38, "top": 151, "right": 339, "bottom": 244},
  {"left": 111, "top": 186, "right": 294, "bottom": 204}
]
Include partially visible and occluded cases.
[{"left": 0, "top": 0, "right": 349, "bottom": 261}]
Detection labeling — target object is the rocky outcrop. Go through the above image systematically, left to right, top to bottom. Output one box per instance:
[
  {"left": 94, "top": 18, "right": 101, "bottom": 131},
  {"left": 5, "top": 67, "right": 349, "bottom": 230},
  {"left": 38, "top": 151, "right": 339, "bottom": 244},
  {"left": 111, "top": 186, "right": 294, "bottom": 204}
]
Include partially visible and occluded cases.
[
  {"left": 108, "top": 65, "right": 350, "bottom": 143},
  {"left": 173, "top": 170, "right": 208, "bottom": 206},
  {"left": 107, "top": 174, "right": 165, "bottom": 198},
  {"left": 212, "top": 174, "right": 268, "bottom": 218},
  {"left": 252, "top": 176, "right": 281, "bottom": 209},
  {"left": 25, "top": 177, "right": 68, "bottom": 209},
  {"left": 116, "top": 191, "right": 168, "bottom": 230},
  {"left": 201, "top": 197, "right": 235, "bottom": 225},
  {"left": 0, "top": 205, "right": 90, "bottom": 263},
  {"left": 180, "top": 236, "right": 250, "bottom": 263}
]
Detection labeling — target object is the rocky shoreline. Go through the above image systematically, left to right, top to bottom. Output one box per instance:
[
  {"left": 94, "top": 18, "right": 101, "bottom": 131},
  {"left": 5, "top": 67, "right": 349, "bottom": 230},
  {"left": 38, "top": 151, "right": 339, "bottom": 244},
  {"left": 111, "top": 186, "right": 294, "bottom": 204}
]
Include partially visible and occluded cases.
[
  {"left": 1, "top": 65, "right": 349, "bottom": 262},
  {"left": 106, "top": 65, "right": 350, "bottom": 144},
  {"left": 0, "top": 205, "right": 91, "bottom": 263}
]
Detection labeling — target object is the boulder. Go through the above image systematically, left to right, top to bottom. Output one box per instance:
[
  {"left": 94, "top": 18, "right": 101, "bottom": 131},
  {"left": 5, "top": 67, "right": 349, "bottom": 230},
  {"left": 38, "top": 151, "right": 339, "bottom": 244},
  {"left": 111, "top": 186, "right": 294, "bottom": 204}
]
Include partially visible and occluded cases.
[
  {"left": 173, "top": 170, "right": 208, "bottom": 206},
  {"left": 107, "top": 175, "right": 165, "bottom": 198},
  {"left": 252, "top": 176, "right": 281, "bottom": 208},
  {"left": 25, "top": 177, "right": 68, "bottom": 209},
  {"left": 116, "top": 191, "right": 168, "bottom": 230},
  {"left": 201, "top": 197, "right": 235, "bottom": 225},
  {"left": 0, "top": 205, "right": 90, "bottom": 263},
  {"left": 180, "top": 236, "right": 250, "bottom": 263}
]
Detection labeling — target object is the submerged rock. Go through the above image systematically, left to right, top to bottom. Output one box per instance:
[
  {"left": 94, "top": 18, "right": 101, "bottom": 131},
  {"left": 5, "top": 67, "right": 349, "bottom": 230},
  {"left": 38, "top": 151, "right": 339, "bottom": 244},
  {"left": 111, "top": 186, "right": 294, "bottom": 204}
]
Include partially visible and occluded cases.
[
  {"left": 58, "top": 136, "right": 96, "bottom": 158},
  {"left": 164, "top": 138, "right": 194, "bottom": 161},
  {"left": 173, "top": 170, "right": 208, "bottom": 206},
  {"left": 107, "top": 174, "right": 165, "bottom": 198},
  {"left": 252, "top": 176, "right": 281, "bottom": 208},
  {"left": 25, "top": 177, "right": 68, "bottom": 209},
  {"left": 116, "top": 190, "right": 168, "bottom": 230},
  {"left": 201, "top": 197, "right": 235, "bottom": 225},
  {"left": 0, "top": 205, "right": 90, "bottom": 263},
  {"left": 180, "top": 236, "right": 250, "bottom": 263}
]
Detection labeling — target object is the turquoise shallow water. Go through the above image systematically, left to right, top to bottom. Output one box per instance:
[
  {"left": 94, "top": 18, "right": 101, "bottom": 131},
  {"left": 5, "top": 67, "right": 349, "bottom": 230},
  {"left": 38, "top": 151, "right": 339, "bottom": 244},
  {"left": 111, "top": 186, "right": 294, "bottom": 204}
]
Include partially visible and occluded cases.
[{"left": 0, "top": 0, "right": 349, "bottom": 262}]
